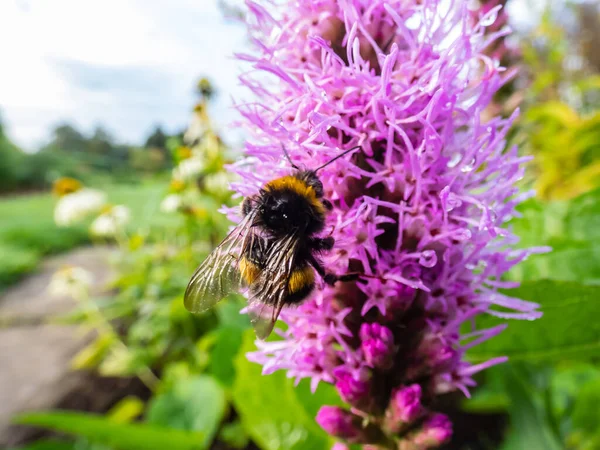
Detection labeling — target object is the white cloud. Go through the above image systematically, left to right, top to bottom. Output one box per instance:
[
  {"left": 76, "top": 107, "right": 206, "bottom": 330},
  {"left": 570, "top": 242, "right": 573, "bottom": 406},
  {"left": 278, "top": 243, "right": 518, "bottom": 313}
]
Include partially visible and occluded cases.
[{"left": 0, "top": 0, "right": 249, "bottom": 150}]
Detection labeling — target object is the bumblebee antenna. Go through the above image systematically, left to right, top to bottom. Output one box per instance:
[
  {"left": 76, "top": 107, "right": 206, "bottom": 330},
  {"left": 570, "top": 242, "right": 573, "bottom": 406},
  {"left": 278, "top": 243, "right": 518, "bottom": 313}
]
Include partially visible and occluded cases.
[
  {"left": 281, "top": 144, "right": 300, "bottom": 170},
  {"left": 314, "top": 145, "right": 361, "bottom": 173}
]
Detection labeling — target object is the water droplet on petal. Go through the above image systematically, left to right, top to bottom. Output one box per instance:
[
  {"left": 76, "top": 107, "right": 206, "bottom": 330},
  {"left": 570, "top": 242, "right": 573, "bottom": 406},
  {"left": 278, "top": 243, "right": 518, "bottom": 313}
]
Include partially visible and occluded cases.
[
  {"left": 480, "top": 10, "right": 499, "bottom": 27},
  {"left": 447, "top": 153, "right": 462, "bottom": 168},
  {"left": 460, "top": 158, "right": 476, "bottom": 173},
  {"left": 453, "top": 229, "right": 472, "bottom": 241},
  {"left": 419, "top": 250, "right": 438, "bottom": 268}
]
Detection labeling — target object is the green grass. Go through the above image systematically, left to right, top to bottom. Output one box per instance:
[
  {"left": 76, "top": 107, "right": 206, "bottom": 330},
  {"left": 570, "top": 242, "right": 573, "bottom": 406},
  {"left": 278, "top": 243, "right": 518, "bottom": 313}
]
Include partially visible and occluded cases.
[{"left": 0, "top": 179, "right": 178, "bottom": 291}]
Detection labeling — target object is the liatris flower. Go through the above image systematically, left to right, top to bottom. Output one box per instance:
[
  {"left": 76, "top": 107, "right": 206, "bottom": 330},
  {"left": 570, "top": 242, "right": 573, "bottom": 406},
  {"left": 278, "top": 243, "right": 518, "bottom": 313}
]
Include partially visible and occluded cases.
[{"left": 230, "top": 0, "right": 545, "bottom": 448}]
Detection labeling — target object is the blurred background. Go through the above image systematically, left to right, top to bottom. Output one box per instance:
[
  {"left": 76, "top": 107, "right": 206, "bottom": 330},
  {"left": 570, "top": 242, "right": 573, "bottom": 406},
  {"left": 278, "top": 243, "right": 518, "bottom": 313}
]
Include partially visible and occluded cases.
[{"left": 0, "top": 0, "right": 599, "bottom": 449}]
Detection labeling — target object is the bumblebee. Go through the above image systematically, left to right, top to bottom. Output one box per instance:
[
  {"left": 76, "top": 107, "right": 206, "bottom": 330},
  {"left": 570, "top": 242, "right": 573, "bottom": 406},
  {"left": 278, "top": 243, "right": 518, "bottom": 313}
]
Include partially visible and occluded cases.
[{"left": 184, "top": 145, "right": 361, "bottom": 339}]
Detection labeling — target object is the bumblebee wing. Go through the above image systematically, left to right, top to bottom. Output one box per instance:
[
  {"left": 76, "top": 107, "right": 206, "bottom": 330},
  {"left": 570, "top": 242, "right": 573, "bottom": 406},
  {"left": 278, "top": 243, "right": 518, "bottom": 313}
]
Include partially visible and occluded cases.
[
  {"left": 184, "top": 213, "right": 255, "bottom": 313},
  {"left": 246, "top": 232, "right": 299, "bottom": 340}
]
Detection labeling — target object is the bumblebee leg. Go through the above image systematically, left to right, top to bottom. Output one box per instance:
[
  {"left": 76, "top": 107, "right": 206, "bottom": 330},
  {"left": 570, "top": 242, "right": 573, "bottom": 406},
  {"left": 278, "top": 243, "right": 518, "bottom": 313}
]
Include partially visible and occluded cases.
[
  {"left": 322, "top": 199, "right": 333, "bottom": 211},
  {"left": 309, "top": 236, "right": 334, "bottom": 251},
  {"left": 308, "top": 254, "right": 359, "bottom": 286}
]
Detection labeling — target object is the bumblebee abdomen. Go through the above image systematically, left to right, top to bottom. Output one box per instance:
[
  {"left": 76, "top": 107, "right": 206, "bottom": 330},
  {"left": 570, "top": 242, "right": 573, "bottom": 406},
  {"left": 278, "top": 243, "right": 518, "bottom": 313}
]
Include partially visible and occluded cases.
[{"left": 286, "top": 265, "right": 315, "bottom": 304}]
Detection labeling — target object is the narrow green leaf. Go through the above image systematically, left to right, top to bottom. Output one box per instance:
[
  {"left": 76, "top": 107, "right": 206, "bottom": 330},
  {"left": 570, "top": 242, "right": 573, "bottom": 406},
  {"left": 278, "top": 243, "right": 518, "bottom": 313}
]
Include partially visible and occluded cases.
[
  {"left": 467, "top": 281, "right": 600, "bottom": 362},
  {"left": 232, "top": 330, "right": 333, "bottom": 450},
  {"left": 499, "top": 365, "right": 562, "bottom": 450},
  {"left": 146, "top": 375, "right": 226, "bottom": 448},
  {"left": 572, "top": 378, "right": 600, "bottom": 435},
  {"left": 14, "top": 411, "right": 205, "bottom": 450},
  {"left": 7, "top": 439, "right": 75, "bottom": 450}
]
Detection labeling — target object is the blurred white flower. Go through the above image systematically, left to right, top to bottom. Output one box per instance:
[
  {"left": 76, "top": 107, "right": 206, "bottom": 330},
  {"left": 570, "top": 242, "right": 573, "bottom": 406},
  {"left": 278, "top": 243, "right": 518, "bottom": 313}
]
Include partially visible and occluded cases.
[
  {"left": 184, "top": 105, "right": 208, "bottom": 143},
  {"left": 173, "top": 157, "right": 204, "bottom": 181},
  {"left": 203, "top": 172, "right": 231, "bottom": 197},
  {"left": 54, "top": 188, "right": 107, "bottom": 226},
  {"left": 160, "top": 194, "right": 182, "bottom": 213},
  {"left": 90, "top": 205, "right": 131, "bottom": 237},
  {"left": 48, "top": 265, "right": 94, "bottom": 298}
]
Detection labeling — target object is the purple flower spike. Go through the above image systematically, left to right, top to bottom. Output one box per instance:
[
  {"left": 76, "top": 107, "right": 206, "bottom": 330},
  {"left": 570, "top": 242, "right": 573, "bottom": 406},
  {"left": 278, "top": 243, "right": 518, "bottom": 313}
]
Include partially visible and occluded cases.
[
  {"left": 236, "top": 0, "right": 545, "bottom": 447},
  {"left": 360, "top": 323, "right": 395, "bottom": 369},
  {"left": 385, "top": 384, "right": 424, "bottom": 433}
]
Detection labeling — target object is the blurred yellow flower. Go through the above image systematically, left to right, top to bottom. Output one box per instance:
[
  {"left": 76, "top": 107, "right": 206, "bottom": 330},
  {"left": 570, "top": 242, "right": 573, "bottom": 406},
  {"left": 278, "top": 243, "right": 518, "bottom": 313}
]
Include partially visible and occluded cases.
[
  {"left": 197, "top": 77, "right": 214, "bottom": 99},
  {"left": 176, "top": 145, "right": 193, "bottom": 161},
  {"left": 52, "top": 177, "right": 82, "bottom": 197},
  {"left": 169, "top": 179, "right": 186, "bottom": 193}
]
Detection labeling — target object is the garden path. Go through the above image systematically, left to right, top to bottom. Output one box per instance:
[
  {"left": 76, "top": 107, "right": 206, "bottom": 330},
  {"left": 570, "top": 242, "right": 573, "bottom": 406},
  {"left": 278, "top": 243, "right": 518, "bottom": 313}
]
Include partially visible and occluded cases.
[{"left": 0, "top": 246, "right": 127, "bottom": 447}]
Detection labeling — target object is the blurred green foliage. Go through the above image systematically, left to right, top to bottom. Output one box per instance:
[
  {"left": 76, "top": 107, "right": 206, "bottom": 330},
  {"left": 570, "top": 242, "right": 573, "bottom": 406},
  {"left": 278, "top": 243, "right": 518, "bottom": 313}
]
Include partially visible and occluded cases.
[
  {"left": 517, "top": 6, "right": 600, "bottom": 201},
  {"left": 0, "top": 113, "right": 182, "bottom": 194},
  {"left": 0, "top": 181, "right": 178, "bottom": 291}
]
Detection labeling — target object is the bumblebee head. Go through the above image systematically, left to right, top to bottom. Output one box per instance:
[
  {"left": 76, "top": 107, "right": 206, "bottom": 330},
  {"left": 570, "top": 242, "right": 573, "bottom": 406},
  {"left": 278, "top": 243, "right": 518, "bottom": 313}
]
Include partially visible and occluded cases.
[{"left": 259, "top": 173, "right": 326, "bottom": 236}]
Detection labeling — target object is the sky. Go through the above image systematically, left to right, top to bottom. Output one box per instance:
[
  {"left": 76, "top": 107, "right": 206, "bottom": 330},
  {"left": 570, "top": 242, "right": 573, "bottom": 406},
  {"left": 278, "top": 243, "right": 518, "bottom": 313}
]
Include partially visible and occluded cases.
[{"left": 0, "top": 0, "right": 248, "bottom": 151}]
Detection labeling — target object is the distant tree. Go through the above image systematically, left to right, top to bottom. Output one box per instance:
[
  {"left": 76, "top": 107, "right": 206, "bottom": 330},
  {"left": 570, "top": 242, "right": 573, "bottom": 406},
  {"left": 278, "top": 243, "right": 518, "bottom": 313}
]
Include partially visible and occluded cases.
[
  {"left": 50, "top": 123, "right": 87, "bottom": 153},
  {"left": 88, "top": 126, "right": 114, "bottom": 155},
  {"left": 144, "top": 126, "right": 167, "bottom": 150}
]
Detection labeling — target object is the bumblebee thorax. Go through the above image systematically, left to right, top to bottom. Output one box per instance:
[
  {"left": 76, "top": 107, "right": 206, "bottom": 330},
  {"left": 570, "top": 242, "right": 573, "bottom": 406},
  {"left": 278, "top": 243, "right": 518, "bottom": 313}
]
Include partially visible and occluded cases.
[{"left": 258, "top": 172, "right": 326, "bottom": 235}]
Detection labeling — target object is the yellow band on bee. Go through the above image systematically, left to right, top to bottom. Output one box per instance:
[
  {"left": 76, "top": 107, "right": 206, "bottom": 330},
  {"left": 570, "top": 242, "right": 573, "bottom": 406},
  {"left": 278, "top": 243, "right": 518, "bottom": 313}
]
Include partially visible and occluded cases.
[
  {"left": 265, "top": 176, "right": 325, "bottom": 215},
  {"left": 239, "top": 257, "right": 260, "bottom": 285},
  {"left": 288, "top": 266, "right": 315, "bottom": 294}
]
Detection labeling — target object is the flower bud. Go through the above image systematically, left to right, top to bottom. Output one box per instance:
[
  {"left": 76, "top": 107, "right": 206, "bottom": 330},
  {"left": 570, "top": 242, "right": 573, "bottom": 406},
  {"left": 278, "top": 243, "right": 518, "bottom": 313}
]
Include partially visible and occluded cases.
[
  {"left": 360, "top": 323, "right": 396, "bottom": 369},
  {"left": 333, "top": 367, "right": 371, "bottom": 409},
  {"left": 384, "top": 384, "right": 424, "bottom": 433},
  {"left": 316, "top": 406, "right": 361, "bottom": 442},
  {"left": 317, "top": 406, "right": 389, "bottom": 446},
  {"left": 412, "top": 413, "right": 452, "bottom": 448}
]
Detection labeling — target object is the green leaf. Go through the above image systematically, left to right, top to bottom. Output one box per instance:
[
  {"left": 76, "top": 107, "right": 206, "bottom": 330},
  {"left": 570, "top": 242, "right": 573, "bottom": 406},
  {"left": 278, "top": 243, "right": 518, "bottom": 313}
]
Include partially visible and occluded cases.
[
  {"left": 564, "top": 188, "right": 600, "bottom": 242},
  {"left": 509, "top": 190, "right": 600, "bottom": 284},
  {"left": 510, "top": 242, "right": 600, "bottom": 285},
  {"left": 467, "top": 281, "right": 600, "bottom": 362},
  {"left": 215, "top": 295, "right": 251, "bottom": 329},
  {"left": 210, "top": 325, "right": 244, "bottom": 387},
  {"left": 232, "top": 330, "right": 333, "bottom": 450},
  {"left": 549, "top": 363, "right": 600, "bottom": 422},
  {"left": 499, "top": 365, "right": 562, "bottom": 450},
  {"left": 462, "top": 366, "right": 510, "bottom": 414},
  {"left": 146, "top": 375, "right": 226, "bottom": 449},
  {"left": 294, "top": 378, "right": 344, "bottom": 419},
  {"left": 572, "top": 378, "right": 600, "bottom": 435},
  {"left": 107, "top": 396, "right": 144, "bottom": 424},
  {"left": 14, "top": 411, "right": 205, "bottom": 450},
  {"left": 218, "top": 421, "right": 249, "bottom": 449},
  {"left": 8, "top": 439, "right": 75, "bottom": 450}
]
